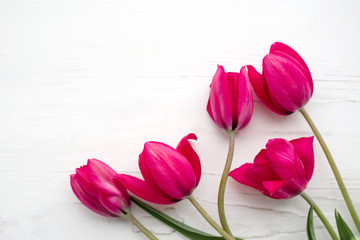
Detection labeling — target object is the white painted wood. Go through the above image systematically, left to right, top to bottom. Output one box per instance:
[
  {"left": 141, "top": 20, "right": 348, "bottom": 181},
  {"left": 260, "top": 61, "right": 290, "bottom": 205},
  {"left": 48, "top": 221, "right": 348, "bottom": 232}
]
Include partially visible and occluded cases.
[{"left": 0, "top": 0, "right": 359, "bottom": 239}]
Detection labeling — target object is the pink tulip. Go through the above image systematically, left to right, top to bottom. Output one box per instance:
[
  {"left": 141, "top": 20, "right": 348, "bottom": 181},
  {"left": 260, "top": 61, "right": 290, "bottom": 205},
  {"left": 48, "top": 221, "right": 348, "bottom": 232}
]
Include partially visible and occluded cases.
[
  {"left": 248, "top": 42, "right": 313, "bottom": 115},
  {"left": 207, "top": 65, "right": 254, "bottom": 132},
  {"left": 116, "top": 133, "right": 201, "bottom": 204},
  {"left": 230, "top": 136, "right": 314, "bottom": 199},
  {"left": 70, "top": 159, "right": 130, "bottom": 217}
]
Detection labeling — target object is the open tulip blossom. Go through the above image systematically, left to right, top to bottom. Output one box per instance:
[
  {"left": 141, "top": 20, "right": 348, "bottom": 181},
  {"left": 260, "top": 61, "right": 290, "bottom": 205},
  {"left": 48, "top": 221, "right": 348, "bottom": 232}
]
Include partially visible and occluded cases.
[
  {"left": 116, "top": 133, "right": 201, "bottom": 204},
  {"left": 230, "top": 137, "right": 314, "bottom": 199}
]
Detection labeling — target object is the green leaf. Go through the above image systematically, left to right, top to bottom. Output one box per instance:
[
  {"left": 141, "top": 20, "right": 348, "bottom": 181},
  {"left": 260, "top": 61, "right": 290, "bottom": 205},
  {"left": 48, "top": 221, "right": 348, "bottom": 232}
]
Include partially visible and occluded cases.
[
  {"left": 131, "top": 196, "right": 243, "bottom": 240},
  {"left": 307, "top": 206, "right": 316, "bottom": 240},
  {"left": 335, "top": 210, "right": 356, "bottom": 240}
]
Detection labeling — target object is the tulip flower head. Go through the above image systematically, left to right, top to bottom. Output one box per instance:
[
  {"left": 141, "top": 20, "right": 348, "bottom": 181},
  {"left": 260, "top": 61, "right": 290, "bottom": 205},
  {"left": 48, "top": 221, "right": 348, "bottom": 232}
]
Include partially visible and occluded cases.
[
  {"left": 248, "top": 42, "right": 313, "bottom": 115},
  {"left": 207, "top": 65, "right": 253, "bottom": 132},
  {"left": 116, "top": 133, "right": 201, "bottom": 204},
  {"left": 230, "top": 136, "right": 314, "bottom": 199},
  {"left": 70, "top": 159, "right": 131, "bottom": 217}
]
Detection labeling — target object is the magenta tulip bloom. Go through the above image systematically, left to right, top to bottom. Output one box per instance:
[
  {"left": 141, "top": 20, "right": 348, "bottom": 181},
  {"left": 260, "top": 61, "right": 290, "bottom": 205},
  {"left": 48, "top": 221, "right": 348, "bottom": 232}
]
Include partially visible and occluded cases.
[
  {"left": 248, "top": 42, "right": 313, "bottom": 115},
  {"left": 207, "top": 65, "right": 253, "bottom": 132},
  {"left": 116, "top": 133, "right": 201, "bottom": 204},
  {"left": 230, "top": 136, "right": 314, "bottom": 199},
  {"left": 70, "top": 159, "right": 130, "bottom": 217}
]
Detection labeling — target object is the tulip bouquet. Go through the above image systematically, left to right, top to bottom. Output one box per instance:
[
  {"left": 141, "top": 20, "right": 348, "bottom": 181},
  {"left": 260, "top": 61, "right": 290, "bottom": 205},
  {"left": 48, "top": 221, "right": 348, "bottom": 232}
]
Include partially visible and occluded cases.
[{"left": 70, "top": 42, "right": 359, "bottom": 240}]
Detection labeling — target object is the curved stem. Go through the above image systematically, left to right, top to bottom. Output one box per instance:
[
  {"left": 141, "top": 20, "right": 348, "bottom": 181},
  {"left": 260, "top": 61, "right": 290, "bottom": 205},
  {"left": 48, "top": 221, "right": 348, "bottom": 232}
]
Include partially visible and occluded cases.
[
  {"left": 300, "top": 108, "right": 360, "bottom": 233},
  {"left": 217, "top": 131, "right": 236, "bottom": 236},
  {"left": 300, "top": 192, "right": 339, "bottom": 240},
  {"left": 188, "top": 195, "right": 235, "bottom": 240},
  {"left": 127, "top": 213, "right": 159, "bottom": 240}
]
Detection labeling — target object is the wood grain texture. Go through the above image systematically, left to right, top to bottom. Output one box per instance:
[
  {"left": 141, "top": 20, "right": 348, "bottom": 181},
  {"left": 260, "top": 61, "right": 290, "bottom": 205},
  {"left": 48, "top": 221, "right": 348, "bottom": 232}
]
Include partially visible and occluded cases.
[{"left": 0, "top": 0, "right": 359, "bottom": 239}]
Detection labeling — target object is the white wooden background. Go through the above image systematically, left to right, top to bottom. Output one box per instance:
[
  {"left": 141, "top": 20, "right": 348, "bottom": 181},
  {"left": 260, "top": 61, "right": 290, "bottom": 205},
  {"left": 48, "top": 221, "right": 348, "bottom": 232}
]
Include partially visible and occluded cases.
[{"left": 1, "top": 0, "right": 359, "bottom": 239}]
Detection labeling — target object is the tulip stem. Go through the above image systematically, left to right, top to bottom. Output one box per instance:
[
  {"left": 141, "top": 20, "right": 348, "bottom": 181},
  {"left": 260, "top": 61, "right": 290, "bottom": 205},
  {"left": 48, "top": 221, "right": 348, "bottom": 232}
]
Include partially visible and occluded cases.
[
  {"left": 300, "top": 108, "right": 360, "bottom": 233},
  {"left": 217, "top": 131, "right": 236, "bottom": 237},
  {"left": 300, "top": 192, "right": 339, "bottom": 240},
  {"left": 188, "top": 195, "right": 236, "bottom": 240},
  {"left": 127, "top": 213, "right": 159, "bottom": 240}
]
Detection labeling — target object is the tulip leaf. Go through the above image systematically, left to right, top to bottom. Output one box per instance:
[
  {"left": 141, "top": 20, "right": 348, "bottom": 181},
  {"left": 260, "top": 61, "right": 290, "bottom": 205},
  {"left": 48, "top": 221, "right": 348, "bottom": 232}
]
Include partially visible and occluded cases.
[
  {"left": 131, "top": 196, "right": 243, "bottom": 240},
  {"left": 306, "top": 206, "right": 316, "bottom": 240},
  {"left": 335, "top": 210, "right": 356, "bottom": 240}
]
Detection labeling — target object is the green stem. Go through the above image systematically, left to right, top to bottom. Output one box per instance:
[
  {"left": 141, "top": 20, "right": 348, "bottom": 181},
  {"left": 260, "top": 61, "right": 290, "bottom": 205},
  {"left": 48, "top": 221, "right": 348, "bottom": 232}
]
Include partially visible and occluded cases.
[
  {"left": 300, "top": 108, "right": 360, "bottom": 233},
  {"left": 217, "top": 131, "right": 236, "bottom": 236},
  {"left": 300, "top": 192, "right": 339, "bottom": 240},
  {"left": 188, "top": 195, "right": 235, "bottom": 240},
  {"left": 127, "top": 213, "right": 159, "bottom": 240}
]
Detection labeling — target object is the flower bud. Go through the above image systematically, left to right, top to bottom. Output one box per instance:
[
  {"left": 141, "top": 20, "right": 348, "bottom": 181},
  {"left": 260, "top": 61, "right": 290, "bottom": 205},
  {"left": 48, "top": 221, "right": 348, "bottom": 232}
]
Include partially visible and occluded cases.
[
  {"left": 248, "top": 42, "right": 313, "bottom": 115},
  {"left": 207, "top": 65, "right": 253, "bottom": 132},
  {"left": 70, "top": 159, "right": 130, "bottom": 217}
]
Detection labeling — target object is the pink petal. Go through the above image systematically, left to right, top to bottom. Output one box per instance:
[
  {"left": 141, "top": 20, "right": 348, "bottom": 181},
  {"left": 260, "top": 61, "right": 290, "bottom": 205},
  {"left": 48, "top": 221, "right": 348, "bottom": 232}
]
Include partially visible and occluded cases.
[
  {"left": 270, "top": 42, "right": 313, "bottom": 94},
  {"left": 272, "top": 50, "right": 313, "bottom": 100},
  {"left": 263, "top": 54, "right": 312, "bottom": 112},
  {"left": 208, "top": 65, "right": 233, "bottom": 130},
  {"left": 247, "top": 65, "right": 290, "bottom": 115},
  {"left": 233, "top": 66, "right": 253, "bottom": 131},
  {"left": 226, "top": 72, "right": 241, "bottom": 130},
  {"left": 206, "top": 98, "right": 215, "bottom": 122},
  {"left": 176, "top": 133, "right": 201, "bottom": 186},
  {"left": 290, "top": 136, "right": 315, "bottom": 181},
  {"left": 265, "top": 138, "right": 306, "bottom": 180},
  {"left": 140, "top": 142, "right": 196, "bottom": 200},
  {"left": 249, "top": 149, "right": 279, "bottom": 181},
  {"left": 253, "top": 149, "right": 269, "bottom": 167},
  {"left": 87, "top": 159, "right": 120, "bottom": 195},
  {"left": 230, "top": 164, "right": 267, "bottom": 194},
  {"left": 74, "top": 166, "right": 97, "bottom": 197},
  {"left": 70, "top": 174, "right": 113, "bottom": 217},
  {"left": 116, "top": 174, "right": 174, "bottom": 204},
  {"left": 263, "top": 178, "right": 307, "bottom": 199},
  {"left": 262, "top": 180, "right": 288, "bottom": 197},
  {"left": 97, "top": 194, "right": 122, "bottom": 216},
  {"left": 98, "top": 194, "right": 128, "bottom": 216}
]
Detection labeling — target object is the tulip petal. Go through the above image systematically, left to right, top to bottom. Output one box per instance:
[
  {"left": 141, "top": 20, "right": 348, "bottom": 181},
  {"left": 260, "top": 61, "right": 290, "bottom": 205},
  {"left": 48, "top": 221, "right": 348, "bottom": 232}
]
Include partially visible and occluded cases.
[
  {"left": 270, "top": 42, "right": 313, "bottom": 93},
  {"left": 272, "top": 50, "right": 313, "bottom": 100},
  {"left": 263, "top": 54, "right": 311, "bottom": 112},
  {"left": 208, "top": 65, "right": 233, "bottom": 130},
  {"left": 247, "top": 65, "right": 290, "bottom": 115},
  {"left": 233, "top": 66, "right": 253, "bottom": 131},
  {"left": 226, "top": 72, "right": 241, "bottom": 129},
  {"left": 206, "top": 99, "right": 215, "bottom": 122},
  {"left": 176, "top": 133, "right": 201, "bottom": 186},
  {"left": 290, "top": 136, "right": 315, "bottom": 181},
  {"left": 266, "top": 138, "right": 306, "bottom": 180},
  {"left": 140, "top": 142, "right": 196, "bottom": 200},
  {"left": 253, "top": 149, "right": 269, "bottom": 166},
  {"left": 87, "top": 159, "right": 119, "bottom": 195},
  {"left": 230, "top": 163, "right": 259, "bottom": 188},
  {"left": 230, "top": 164, "right": 268, "bottom": 194},
  {"left": 74, "top": 166, "right": 97, "bottom": 197},
  {"left": 70, "top": 174, "right": 113, "bottom": 217},
  {"left": 116, "top": 174, "right": 174, "bottom": 204},
  {"left": 264, "top": 178, "right": 307, "bottom": 199},
  {"left": 262, "top": 180, "right": 288, "bottom": 196},
  {"left": 98, "top": 194, "right": 123, "bottom": 216}
]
